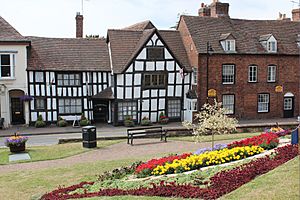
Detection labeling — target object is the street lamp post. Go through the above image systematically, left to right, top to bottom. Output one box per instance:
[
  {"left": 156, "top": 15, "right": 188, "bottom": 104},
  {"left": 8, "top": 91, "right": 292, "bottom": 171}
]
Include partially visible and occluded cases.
[{"left": 206, "top": 42, "right": 214, "bottom": 103}]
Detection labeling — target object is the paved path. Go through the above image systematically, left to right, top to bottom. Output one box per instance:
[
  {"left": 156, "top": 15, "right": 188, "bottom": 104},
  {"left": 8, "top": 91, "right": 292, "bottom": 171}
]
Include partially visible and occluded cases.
[{"left": 0, "top": 139, "right": 234, "bottom": 174}]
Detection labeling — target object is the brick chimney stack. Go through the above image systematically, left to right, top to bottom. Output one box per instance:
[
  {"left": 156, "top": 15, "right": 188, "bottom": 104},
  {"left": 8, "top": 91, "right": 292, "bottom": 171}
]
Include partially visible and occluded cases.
[
  {"left": 210, "top": 0, "right": 229, "bottom": 18},
  {"left": 198, "top": 3, "right": 211, "bottom": 16},
  {"left": 292, "top": 8, "right": 300, "bottom": 21},
  {"left": 76, "top": 12, "right": 83, "bottom": 38}
]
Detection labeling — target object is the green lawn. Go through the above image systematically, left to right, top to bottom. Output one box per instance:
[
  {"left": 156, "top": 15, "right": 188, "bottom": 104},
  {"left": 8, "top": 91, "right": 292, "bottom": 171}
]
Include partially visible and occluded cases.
[
  {"left": 169, "top": 132, "right": 261, "bottom": 142},
  {"left": 0, "top": 140, "right": 122, "bottom": 165},
  {"left": 222, "top": 156, "right": 300, "bottom": 200}
]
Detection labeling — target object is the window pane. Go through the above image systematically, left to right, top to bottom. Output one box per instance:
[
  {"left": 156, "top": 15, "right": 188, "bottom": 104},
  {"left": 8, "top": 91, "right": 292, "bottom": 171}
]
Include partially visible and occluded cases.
[
  {"left": 147, "top": 47, "right": 164, "bottom": 60},
  {"left": 1, "top": 55, "right": 10, "bottom": 65},
  {"left": 222, "top": 65, "right": 234, "bottom": 84},
  {"left": 1, "top": 66, "right": 10, "bottom": 77},
  {"left": 35, "top": 72, "right": 44, "bottom": 82},
  {"left": 258, "top": 94, "right": 269, "bottom": 112},
  {"left": 222, "top": 95, "right": 234, "bottom": 114},
  {"left": 168, "top": 99, "right": 181, "bottom": 118}
]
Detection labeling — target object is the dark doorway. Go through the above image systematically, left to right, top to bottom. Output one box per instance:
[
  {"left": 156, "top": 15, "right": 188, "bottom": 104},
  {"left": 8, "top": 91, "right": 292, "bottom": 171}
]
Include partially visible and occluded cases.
[
  {"left": 11, "top": 97, "right": 25, "bottom": 124},
  {"left": 283, "top": 97, "right": 294, "bottom": 118},
  {"left": 93, "top": 100, "right": 109, "bottom": 122}
]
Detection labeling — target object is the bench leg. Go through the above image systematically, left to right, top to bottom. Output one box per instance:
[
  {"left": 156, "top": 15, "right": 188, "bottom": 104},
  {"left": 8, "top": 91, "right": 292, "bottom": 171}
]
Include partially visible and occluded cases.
[
  {"left": 131, "top": 135, "right": 133, "bottom": 145},
  {"left": 127, "top": 136, "right": 130, "bottom": 144}
]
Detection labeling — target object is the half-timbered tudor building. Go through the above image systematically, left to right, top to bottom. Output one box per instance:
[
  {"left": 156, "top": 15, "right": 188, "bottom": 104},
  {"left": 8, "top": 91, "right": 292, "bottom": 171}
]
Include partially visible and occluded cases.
[
  {"left": 178, "top": 0, "right": 300, "bottom": 120},
  {"left": 0, "top": 16, "right": 30, "bottom": 128},
  {"left": 27, "top": 20, "right": 193, "bottom": 125},
  {"left": 107, "top": 21, "right": 192, "bottom": 125},
  {"left": 27, "top": 37, "right": 111, "bottom": 124}
]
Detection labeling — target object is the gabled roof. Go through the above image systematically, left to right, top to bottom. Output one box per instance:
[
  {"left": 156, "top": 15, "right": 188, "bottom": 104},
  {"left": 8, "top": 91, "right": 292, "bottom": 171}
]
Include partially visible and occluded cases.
[
  {"left": 181, "top": 15, "right": 300, "bottom": 55},
  {"left": 0, "top": 16, "right": 28, "bottom": 42},
  {"left": 123, "top": 20, "right": 155, "bottom": 31},
  {"left": 107, "top": 21, "right": 191, "bottom": 73},
  {"left": 219, "top": 33, "right": 235, "bottom": 41},
  {"left": 259, "top": 34, "right": 273, "bottom": 41},
  {"left": 27, "top": 36, "right": 110, "bottom": 71},
  {"left": 93, "top": 87, "right": 114, "bottom": 99}
]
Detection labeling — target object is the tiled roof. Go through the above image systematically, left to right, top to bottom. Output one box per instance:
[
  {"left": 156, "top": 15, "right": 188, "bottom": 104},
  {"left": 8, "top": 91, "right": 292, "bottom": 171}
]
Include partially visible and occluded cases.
[
  {"left": 181, "top": 15, "right": 300, "bottom": 55},
  {"left": 0, "top": 16, "right": 28, "bottom": 42},
  {"left": 123, "top": 20, "right": 155, "bottom": 31},
  {"left": 108, "top": 21, "right": 191, "bottom": 73},
  {"left": 27, "top": 36, "right": 110, "bottom": 71},
  {"left": 92, "top": 87, "right": 114, "bottom": 99}
]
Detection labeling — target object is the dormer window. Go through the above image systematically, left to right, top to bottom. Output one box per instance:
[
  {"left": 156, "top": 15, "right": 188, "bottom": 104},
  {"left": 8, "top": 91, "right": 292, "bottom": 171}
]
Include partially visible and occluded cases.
[
  {"left": 220, "top": 33, "right": 236, "bottom": 53},
  {"left": 260, "top": 34, "right": 277, "bottom": 53},
  {"left": 267, "top": 41, "right": 277, "bottom": 52}
]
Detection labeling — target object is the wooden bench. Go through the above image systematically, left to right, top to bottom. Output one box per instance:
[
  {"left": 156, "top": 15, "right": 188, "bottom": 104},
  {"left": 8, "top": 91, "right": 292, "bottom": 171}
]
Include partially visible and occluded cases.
[{"left": 127, "top": 126, "right": 167, "bottom": 145}]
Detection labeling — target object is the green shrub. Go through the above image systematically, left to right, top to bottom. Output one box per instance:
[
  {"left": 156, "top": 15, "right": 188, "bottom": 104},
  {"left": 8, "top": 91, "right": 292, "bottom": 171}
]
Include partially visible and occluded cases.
[
  {"left": 35, "top": 114, "right": 46, "bottom": 128},
  {"left": 124, "top": 116, "right": 134, "bottom": 127},
  {"left": 140, "top": 116, "right": 152, "bottom": 126},
  {"left": 57, "top": 119, "right": 68, "bottom": 127},
  {"left": 80, "top": 119, "right": 90, "bottom": 126}
]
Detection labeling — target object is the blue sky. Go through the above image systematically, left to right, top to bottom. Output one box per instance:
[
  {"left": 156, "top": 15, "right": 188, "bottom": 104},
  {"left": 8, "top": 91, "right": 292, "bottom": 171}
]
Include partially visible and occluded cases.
[{"left": 0, "top": 0, "right": 296, "bottom": 38}]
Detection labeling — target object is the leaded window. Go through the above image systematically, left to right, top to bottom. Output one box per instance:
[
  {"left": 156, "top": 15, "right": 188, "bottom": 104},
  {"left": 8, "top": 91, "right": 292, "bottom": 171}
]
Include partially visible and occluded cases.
[
  {"left": 146, "top": 47, "right": 164, "bottom": 60},
  {"left": 222, "top": 64, "right": 235, "bottom": 84},
  {"left": 35, "top": 72, "right": 44, "bottom": 83},
  {"left": 57, "top": 73, "right": 81, "bottom": 86},
  {"left": 143, "top": 73, "right": 166, "bottom": 88},
  {"left": 258, "top": 94, "right": 269, "bottom": 113},
  {"left": 222, "top": 95, "right": 234, "bottom": 114},
  {"left": 35, "top": 98, "right": 46, "bottom": 110},
  {"left": 58, "top": 98, "right": 82, "bottom": 114},
  {"left": 168, "top": 99, "right": 181, "bottom": 118},
  {"left": 118, "top": 101, "right": 137, "bottom": 121}
]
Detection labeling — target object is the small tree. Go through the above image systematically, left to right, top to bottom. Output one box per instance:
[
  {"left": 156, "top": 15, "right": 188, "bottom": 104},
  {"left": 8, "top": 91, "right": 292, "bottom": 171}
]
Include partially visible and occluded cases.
[{"left": 183, "top": 100, "right": 238, "bottom": 148}]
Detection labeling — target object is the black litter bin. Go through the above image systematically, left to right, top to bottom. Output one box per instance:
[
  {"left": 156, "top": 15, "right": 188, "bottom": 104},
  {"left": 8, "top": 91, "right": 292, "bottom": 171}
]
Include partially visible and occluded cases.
[
  {"left": 82, "top": 126, "right": 97, "bottom": 148},
  {"left": 291, "top": 128, "right": 299, "bottom": 145}
]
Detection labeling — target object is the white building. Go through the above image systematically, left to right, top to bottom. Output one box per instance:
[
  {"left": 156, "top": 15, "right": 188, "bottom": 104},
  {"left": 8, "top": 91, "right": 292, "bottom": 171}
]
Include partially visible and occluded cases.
[{"left": 0, "top": 16, "right": 30, "bottom": 128}]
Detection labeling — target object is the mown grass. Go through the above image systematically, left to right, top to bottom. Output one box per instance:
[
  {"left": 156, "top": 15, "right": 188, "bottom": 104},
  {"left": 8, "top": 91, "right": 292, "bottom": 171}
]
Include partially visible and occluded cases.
[
  {"left": 169, "top": 132, "right": 261, "bottom": 142},
  {"left": 0, "top": 140, "right": 123, "bottom": 165},
  {"left": 222, "top": 156, "right": 300, "bottom": 200}
]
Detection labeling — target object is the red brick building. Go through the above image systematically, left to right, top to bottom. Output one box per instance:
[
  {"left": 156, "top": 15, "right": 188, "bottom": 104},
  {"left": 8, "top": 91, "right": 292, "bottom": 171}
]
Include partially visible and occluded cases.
[{"left": 178, "top": 0, "right": 300, "bottom": 119}]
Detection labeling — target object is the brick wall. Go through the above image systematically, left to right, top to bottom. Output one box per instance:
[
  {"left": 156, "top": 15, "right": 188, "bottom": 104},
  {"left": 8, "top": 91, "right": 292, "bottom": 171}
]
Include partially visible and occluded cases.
[{"left": 197, "top": 54, "right": 300, "bottom": 119}]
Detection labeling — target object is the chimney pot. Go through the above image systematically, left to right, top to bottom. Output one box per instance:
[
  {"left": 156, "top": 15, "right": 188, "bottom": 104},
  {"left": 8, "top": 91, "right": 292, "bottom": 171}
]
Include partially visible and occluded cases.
[
  {"left": 210, "top": 0, "right": 229, "bottom": 18},
  {"left": 201, "top": 3, "right": 205, "bottom": 8},
  {"left": 292, "top": 8, "right": 300, "bottom": 21},
  {"left": 75, "top": 12, "right": 83, "bottom": 38}
]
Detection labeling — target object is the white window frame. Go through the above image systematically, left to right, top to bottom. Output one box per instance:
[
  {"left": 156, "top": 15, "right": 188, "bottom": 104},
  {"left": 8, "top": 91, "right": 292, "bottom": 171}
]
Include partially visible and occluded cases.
[
  {"left": 222, "top": 40, "right": 235, "bottom": 52},
  {"left": 267, "top": 41, "right": 277, "bottom": 53},
  {"left": 0, "top": 54, "right": 15, "bottom": 79},
  {"left": 222, "top": 64, "right": 235, "bottom": 84},
  {"left": 248, "top": 65, "right": 257, "bottom": 82},
  {"left": 267, "top": 65, "right": 276, "bottom": 82},
  {"left": 222, "top": 94, "right": 235, "bottom": 114},
  {"left": 258, "top": 94, "right": 269, "bottom": 113},
  {"left": 58, "top": 98, "right": 82, "bottom": 114},
  {"left": 284, "top": 98, "right": 293, "bottom": 110},
  {"left": 168, "top": 99, "right": 181, "bottom": 118},
  {"left": 118, "top": 101, "right": 137, "bottom": 121}
]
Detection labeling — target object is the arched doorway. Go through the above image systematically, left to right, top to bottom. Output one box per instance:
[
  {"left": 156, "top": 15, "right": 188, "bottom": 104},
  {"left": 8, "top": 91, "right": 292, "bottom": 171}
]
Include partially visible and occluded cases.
[
  {"left": 9, "top": 90, "right": 25, "bottom": 124},
  {"left": 283, "top": 92, "right": 294, "bottom": 118}
]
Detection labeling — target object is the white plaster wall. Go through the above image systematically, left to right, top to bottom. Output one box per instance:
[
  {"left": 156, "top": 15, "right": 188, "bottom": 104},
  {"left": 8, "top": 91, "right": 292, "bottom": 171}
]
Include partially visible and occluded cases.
[{"left": 0, "top": 44, "right": 29, "bottom": 127}]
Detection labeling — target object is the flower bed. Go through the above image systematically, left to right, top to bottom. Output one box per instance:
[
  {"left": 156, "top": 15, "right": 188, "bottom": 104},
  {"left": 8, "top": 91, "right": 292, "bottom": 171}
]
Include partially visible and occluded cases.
[
  {"left": 227, "top": 132, "right": 279, "bottom": 150},
  {"left": 5, "top": 134, "right": 29, "bottom": 153},
  {"left": 41, "top": 144, "right": 299, "bottom": 200},
  {"left": 152, "top": 146, "right": 264, "bottom": 176},
  {"left": 135, "top": 153, "right": 191, "bottom": 177}
]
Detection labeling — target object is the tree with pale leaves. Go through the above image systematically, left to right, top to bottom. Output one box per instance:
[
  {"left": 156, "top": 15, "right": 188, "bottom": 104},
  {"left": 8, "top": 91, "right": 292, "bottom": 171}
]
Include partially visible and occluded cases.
[{"left": 183, "top": 100, "right": 238, "bottom": 147}]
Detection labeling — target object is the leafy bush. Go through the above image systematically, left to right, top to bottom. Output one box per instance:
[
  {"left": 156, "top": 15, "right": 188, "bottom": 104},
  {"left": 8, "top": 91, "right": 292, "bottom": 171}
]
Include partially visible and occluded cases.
[
  {"left": 159, "top": 112, "right": 169, "bottom": 124},
  {"left": 35, "top": 115, "right": 46, "bottom": 128},
  {"left": 124, "top": 116, "right": 134, "bottom": 127},
  {"left": 140, "top": 116, "right": 152, "bottom": 126},
  {"left": 57, "top": 119, "right": 68, "bottom": 127},
  {"left": 80, "top": 119, "right": 90, "bottom": 126}
]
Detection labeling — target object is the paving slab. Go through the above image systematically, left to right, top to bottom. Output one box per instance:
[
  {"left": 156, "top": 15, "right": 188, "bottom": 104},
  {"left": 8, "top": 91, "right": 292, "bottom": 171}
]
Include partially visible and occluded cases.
[{"left": 9, "top": 153, "right": 31, "bottom": 162}]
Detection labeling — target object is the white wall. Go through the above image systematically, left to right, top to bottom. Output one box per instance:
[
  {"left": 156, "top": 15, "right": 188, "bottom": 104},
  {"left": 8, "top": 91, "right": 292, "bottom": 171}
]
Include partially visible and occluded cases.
[{"left": 0, "top": 44, "right": 29, "bottom": 127}]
